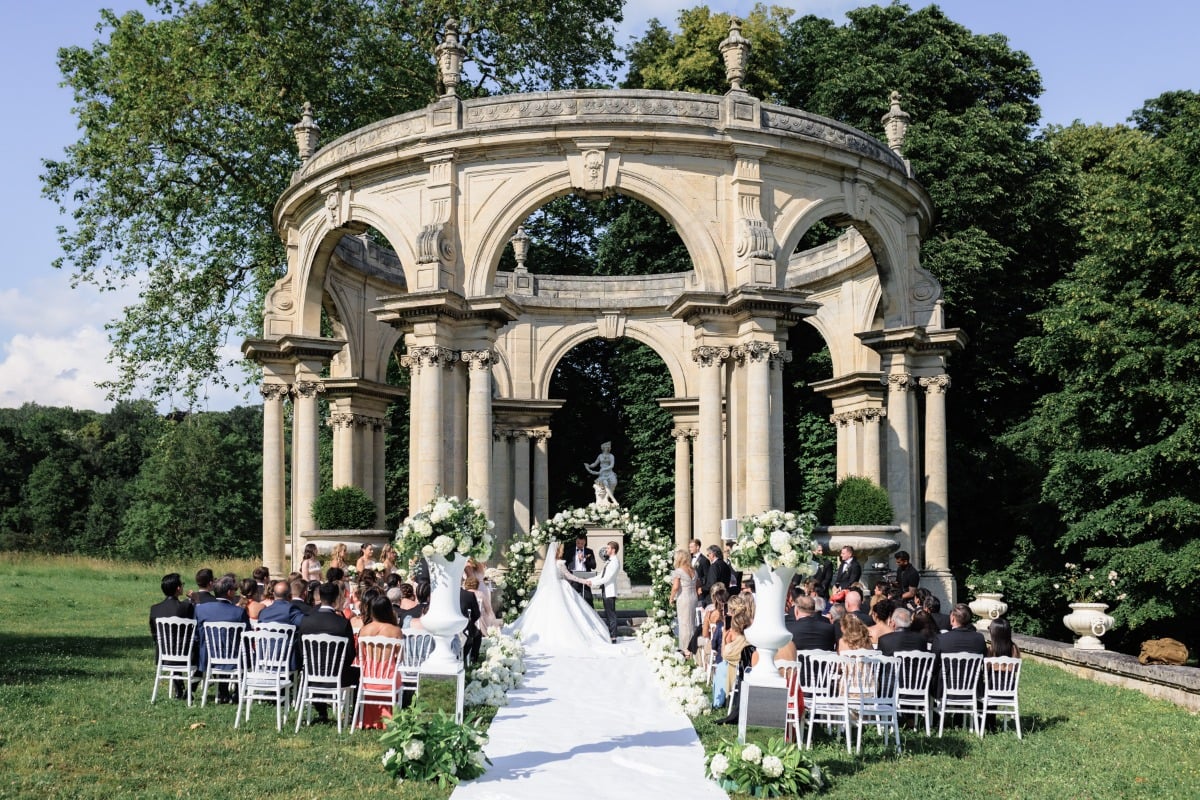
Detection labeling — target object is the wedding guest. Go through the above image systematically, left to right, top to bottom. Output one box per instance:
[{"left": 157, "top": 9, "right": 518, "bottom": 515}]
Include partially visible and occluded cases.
[
  {"left": 689, "top": 539, "right": 710, "bottom": 604},
  {"left": 811, "top": 542, "right": 833, "bottom": 597},
  {"left": 300, "top": 543, "right": 322, "bottom": 583},
  {"left": 356, "top": 543, "right": 376, "bottom": 574},
  {"left": 379, "top": 544, "right": 398, "bottom": 575},
  {"left": 702, "top": 545, "right": 732, "bottom": 604},
  {"left": 833, "top": 545, "right": 861, "bottom": 591},
  {"left": 670, "top": 550, "right": 698, "bottom": 654},
  {"left": 466, "top": 559, "right": 499, "bottom": 633},
  {"left": 252, "top": 565, "right": 270, "bottom": 593},
  {"left": 325, "top": 566, "right": 345, "bottom": 583},
  {"left": 191, "top": 568, "right": 216, "bottom": 605},
  {"left": 149, "top": 572, "right": 194, "bottom": 699},
  {"left": 194, "top": 576, "right": 248, "bottom": 703},
  {"left": 238, "top": 578, "right": 266, "bottom": 622},
  {"left": 289, "top": 578, "right": 313, "bottom": 615},
  {"left": 460, "top": 578, "right": 483, "bottom": 666},
  {"left": 259, "top": 580, "right": 305, "bottom": 627},
  {"left": 297, "top": 582, "right": 357, "bottom": 723},
  {"left": 701, "top": 582, "right": 730, "bottom": 680},
  {"left": 393, "top": 583, "right": 424, "bottom": 628},
  {"left": 843, "top": 587, "right": 874, "bottom": 627},
  {"left": 786, "top": 591, "right": 835, "bottom": 652},
  {"left": 357, "top": 594, "right": 405, "bottom": 728},
  {"left": 720, "top": 594, "right": 754, "bottom": 699},
  {"left": 868, "top": 598, "right": 896, "bottom": 646},
  {"left": 878, "top": 607, "right": 928, "bottom": 655},
  {"left": 910, "top": 609, "right": 940, "bottom": 648},
  {"left": 837, "top": 613, "right": 873, "bottom": 653},
  {"left": 986, "top": 617, "right": 1021, "bottom": 659}
]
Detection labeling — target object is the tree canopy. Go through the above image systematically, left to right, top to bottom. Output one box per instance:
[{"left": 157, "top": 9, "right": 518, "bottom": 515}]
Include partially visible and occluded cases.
[{"left": 42, "top": 0, "right": 624, "bottom": 405}]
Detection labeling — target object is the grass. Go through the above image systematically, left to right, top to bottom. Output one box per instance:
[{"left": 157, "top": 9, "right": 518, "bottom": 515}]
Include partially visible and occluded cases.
[
  {"left": 0, "top": 553, "right": 475, "bottom": 800},
  {"left": 2, "top": 553, "right": 1198, "bottom": 800}
]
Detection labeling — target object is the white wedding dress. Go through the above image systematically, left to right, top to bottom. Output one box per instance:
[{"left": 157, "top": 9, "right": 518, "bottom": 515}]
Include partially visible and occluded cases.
[{"left": 507, "top": 560, "right": 614, "bottom": 655}]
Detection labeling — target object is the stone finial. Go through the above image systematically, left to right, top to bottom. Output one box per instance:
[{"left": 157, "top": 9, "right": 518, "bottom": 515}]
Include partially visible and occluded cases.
[
  {"left": 719, "top": 17, "right": 751, "bottom": 93},
  {"left": 436, "top": 18, "right": 466, "bottom": 97},
  {"left": 881, "top": 90, "right": 911, "bottom": 153},
  {"left": 293, "top": 102, "right": 320, "bottom": 163},
  {"left": 510, "top": 226, "right": 530, "bottom": 273}
]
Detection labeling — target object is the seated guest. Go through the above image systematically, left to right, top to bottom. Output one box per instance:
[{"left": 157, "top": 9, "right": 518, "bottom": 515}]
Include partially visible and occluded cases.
[
  {"left": 252, "top": 565, "right": 270, "bottom": 593},
  {"left": 191, "top": 568, "right": 216, "bottom": 605},
  {"left": 149, "top": 572, "right": 194, "bottom": 699},
  {"left": 194, "top": 575, "right": 249, "bottom": 703},
  {"left": 238, "top": 578, "right": 267, "bottom": 623},
  {"left": 289, "top": 578, "right": 313, "bottom": 615},
  {"left": 259, "top": 580, "right": 305, "bottom": 627},
  {"left": 298, "top": 582, "right": 358, "bottom": 723},
  {"left": 392, "top": 583, "right": 424, "bottom": 628},
  {"left": 843, "top": 587, "right": 874, "bottom": 628},
  {"left": 786, "top": 590, "right": 835, "bottom": 652},
  {"left": 357, "top": 594, "right": 406, "bottom": 728},
  {"left": 718, "top": 594, "right": 754, "bottom": 711},
  {"left": 868, "top": 598, "right": 896, "bottom": 646},
  {"left": 931, "top": 604, "right": 987, "bottom": 696},
  {"left": 877, "top": 607, "right": 929, "bottom": 654},
  {"left": 910, "top": 609, "right": 940, "bottom": 648},
  {"left": 837, "top": 613, "right": 873, "bottom": 653},
  {"left": 986, "top": 617, "right": 1021, "bottom": 659}
]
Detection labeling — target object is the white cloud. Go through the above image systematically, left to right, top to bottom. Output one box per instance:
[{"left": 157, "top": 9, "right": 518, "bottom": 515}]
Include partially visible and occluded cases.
[{"left": 0, "top": 326, "right": 116, "bottom": 411}]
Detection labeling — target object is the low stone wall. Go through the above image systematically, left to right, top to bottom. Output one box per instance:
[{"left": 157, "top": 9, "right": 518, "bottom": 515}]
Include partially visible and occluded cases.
[{"left": 1014, "top": 633, "right": 1199, "bottom": 713}]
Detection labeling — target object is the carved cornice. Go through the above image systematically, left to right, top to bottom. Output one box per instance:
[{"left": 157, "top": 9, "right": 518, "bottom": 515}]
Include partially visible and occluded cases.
[{"left": 919, "top": 375, "right": 951, "bottom": 394}]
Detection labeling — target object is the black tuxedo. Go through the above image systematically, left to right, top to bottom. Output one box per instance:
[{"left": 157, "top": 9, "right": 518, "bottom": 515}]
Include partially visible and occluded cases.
[
  {"left": 563, "top": 543, "right": 597, "bottom": 604},
  {"left": 692, "top": 553, "right": 710, "bottom": 602},
  {"left": 703, "top": 556, "right": 732, "bottom": 598},
  {"left": 833, "top": 558, "right": 861, "bottom": 590},
  {"left": 812, "top": 560, "right": 833, "bottom": 597},
  {"left": 460, "top": 589, "right": 483, "bottom": 666},
  {"left": 297, "top": 607, "right": 357, "bottom": 684},
  {"left": 931, "top": 612, "right": 951, "bottom": 632},
  {"left": 787, "top": 613, "right": 835, "bottom": 652},
  {"left": 878, "top": 629, "right": 930, "bottom": 656}
]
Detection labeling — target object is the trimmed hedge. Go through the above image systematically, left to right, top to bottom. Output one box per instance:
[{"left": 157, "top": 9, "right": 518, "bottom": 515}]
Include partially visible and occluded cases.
[
  {"left": 819, "top": 476, "right": 893, "bottom": 526},
  {"left": 311, "top": 486, "right": 378, "bottom": 529}
]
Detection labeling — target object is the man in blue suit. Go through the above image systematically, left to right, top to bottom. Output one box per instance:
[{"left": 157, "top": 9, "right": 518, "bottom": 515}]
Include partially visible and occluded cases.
[
  {"left": 194, "top": 575, "right": 249, "bottom": 703},
  {"left": 259, "top": 580, "right": 306, "bottom": 627}
]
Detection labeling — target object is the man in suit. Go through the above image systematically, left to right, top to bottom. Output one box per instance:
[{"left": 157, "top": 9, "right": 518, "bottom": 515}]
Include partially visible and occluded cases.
[
  {"left": 563, "top": 534, "right": 596, "bottom": 605},
  {"left": 689, "top": 539, "right": 710, "bottom": 604},
  {"left": 588, "top": 541, "right": 622, "bottom": 643},
  {"left": 703, "top": 545, "right": 733, "bottom": 601},
  {"left": 833, "top": 545, "right": 861, "bottom": 591},
  {"left": 191, "top": 568, "right": 216, "bottom": 605},
  {"left": 149, "top": 572, "right": 194, "bottom": 699},
  {"left": 193, "top": 575, "right": 249, "bottom": 703},
  {"left": 288, "top": 578, "right": 313, "bottom": 615},
  {"left": 259, "top": 580, "right": 306, "bottom": 627},
  {"left": 298, "top": 582, "right": 358, "bottom": 722},
  {"left": 460, "top": 584, "right": 482, "bottom": 666},
  {"left": 843, "top": 587, "right": 874, "bottom": 627},
  {"left": 786, "top": 591, "right": 835, "bottom": 652},
  {"left": 921, "top": 592, "right": 952, "bottom": 632},
  {"left": 931, "top": 603, "right": 987, "bottom": 696},
  {"left": 878, "top": 607, "right": 929, "bottom": 655}
]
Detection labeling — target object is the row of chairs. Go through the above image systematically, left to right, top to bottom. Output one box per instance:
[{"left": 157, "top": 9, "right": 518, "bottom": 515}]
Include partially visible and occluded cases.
[
  {"left": 151, "top": 616, "right": 434, "bottom": 732},
  {"left": 779, "top": 650, "right": 1022, "bottom": 754}
]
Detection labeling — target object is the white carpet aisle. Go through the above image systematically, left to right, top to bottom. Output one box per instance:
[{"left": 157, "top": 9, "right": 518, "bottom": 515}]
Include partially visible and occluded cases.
[{"left": 451, "top": 640, "right": 728, "bottom": 800}]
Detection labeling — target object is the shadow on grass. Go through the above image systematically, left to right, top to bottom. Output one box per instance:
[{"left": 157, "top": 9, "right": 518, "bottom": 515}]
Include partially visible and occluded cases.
[{"left": 0, "top": 632, "right": 145, "bottom": 683}]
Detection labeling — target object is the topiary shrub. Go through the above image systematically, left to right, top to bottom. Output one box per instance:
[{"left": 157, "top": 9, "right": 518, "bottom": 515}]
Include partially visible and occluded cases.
[
  {"left": 819, "top": 476, "right": 893, "bottom": 526},
  {"left": 311, "top": 486, "right": 378, "bottom": 529}
]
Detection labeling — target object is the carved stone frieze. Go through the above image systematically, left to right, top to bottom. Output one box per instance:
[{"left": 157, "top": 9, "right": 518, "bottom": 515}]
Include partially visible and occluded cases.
[
  {"left": 578, "top": 95, "right": 720, "bottom": 118},
  {"left": 466, "top": 98, "right": 579, "bottom": 124},
  {"left": 764, "top": 109, "right": 901, "bottom": 169}
]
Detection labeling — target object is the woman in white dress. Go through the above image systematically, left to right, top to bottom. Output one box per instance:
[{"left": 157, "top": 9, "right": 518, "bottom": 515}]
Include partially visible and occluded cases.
[{"left": 507, "top": 543, "right": 613, "bottom": 655}]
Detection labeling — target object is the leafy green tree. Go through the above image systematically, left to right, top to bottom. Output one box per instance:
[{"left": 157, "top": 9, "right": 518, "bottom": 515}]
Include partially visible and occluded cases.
[
  {"left": 44, "top": 0, "right": 623, "bottom": 405},
  {"left": 1009, "top": 92, "right": 1200, "bottom": 647}
]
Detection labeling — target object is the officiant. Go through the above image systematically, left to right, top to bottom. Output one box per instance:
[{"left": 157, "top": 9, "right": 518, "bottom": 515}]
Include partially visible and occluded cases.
[{"left": 563, "top": 534, "right": 596, "bottom": 605}]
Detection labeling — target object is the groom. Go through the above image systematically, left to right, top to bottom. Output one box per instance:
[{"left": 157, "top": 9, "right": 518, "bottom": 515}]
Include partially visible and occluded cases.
[{"left": 588, "top": 541, "right": 621, "bottom": 643}]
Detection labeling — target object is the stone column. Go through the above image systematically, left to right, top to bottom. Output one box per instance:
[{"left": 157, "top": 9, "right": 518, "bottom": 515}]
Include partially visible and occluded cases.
[
  {"left": 743, "top": 341, "right": 773, "bottom": 515},
  {"left": 694, "top": 345, "right": 727, "bottom": 546},
  {"left": 413, "top": 346, "right": 453, "bottom": 507},
  {"left": 463, "top": 350, "right": 494, "bottom": 511},
  {"left": 769, "top": 350, "right": 789, "bottom": 509},
  {"left": 402, "top": 352, "right": 421, "bottom": 512},
  {"left": 726, "top": 353, "right": 745, "bottom": 518},
  {"left": 450, "top": 358, "right": 468, "bottom": 497},
  {"left": 883, "top": 372, "right": 915, "bottom": 558},
  {"left": 920, "top": 374, "right": 951, "bottom": 572},
  {"left": 292, "top": 379, "right": 324, "bottom": 569},
  {"left": 260, "top": 383, "right": 288, "bottom": 577},
  {"left": 863, "top": 409, "right": 884, "bottom": 485},
  {"left": 329, "top": 412, "right": 355, "bottom": 488},
  {"left": 832, "top": 413, "right": 852, "bottom": 480},
  {"left": 358, "top": 416, "right": 374, "bottom": 503},
  {"left": 372, "top": 419, "right": 387, "bottom": 528},
  {"left": 673, "top": 427, "right": 693, "bottom": 549},
  {"left": 491, "top": 430, "right": 512, "bottom": 547},
  {"left": 512, "top": 430, "right": 531, "bottom": 538},
  {"left": 533, "top": 431, "right": 550, "bottom": 526}
]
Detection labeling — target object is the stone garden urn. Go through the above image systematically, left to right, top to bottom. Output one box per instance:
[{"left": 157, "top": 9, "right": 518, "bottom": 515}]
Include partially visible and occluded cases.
[
  {"left": 968, "top": 593, "right": 1008, "bottom": 632},
  {"left": 1063, "top": 602, "right": 1115, "bottom": 650}
]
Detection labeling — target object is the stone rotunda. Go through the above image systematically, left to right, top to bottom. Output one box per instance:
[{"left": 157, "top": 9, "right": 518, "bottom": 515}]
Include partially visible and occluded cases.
[{"left": 244, "top": 20, "right": 966, "bottom": 601}]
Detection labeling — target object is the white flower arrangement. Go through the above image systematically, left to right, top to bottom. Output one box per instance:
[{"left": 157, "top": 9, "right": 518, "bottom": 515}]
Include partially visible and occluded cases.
[
  {"left": 395, "top": 495, "right": 494, "bottom": 565},
  {"left": 727, "top": 509, "right": 817, "bottom": 573},
  {"left": 636, "top": 621, "right": 710, "bottom": 717},
  {"left": 464, "top": 629, "right": 527, "bottom": 707},
  {"left": 705, "top": 736, "right": 826, "bottom": 796}
]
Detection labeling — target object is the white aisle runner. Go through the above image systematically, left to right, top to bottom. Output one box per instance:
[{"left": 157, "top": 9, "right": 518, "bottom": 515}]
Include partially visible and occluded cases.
[{"left": 451, "top": 641, "right": 728, "bottom": 800}]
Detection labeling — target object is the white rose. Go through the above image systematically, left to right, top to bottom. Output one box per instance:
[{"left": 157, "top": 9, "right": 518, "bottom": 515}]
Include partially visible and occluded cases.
[
  {"left": 753, "top": 527, "right": 766, "bottom": 544},
  {"left": 741, "top": 743, "right": 762, "bottom": 763},
  {"left": 762, "top": 755, "right": 784, "bottom": 778}
]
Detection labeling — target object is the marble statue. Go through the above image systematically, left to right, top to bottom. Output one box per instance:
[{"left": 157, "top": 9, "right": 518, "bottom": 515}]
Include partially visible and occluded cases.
[{"left": 584, "top": 442, "right": 618, "bottom": 506}]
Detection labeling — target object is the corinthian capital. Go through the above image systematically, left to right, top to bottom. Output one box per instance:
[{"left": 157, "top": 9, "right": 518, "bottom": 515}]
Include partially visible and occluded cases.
[
  {"left": 408, "top": 345, "right": 457, "bottom": 370},
  {"left": 692, "top": 345, "right": 731, "bottom": 367},
  {"left": 460, "top": 349, "right": 496, "bottom": 370},
  {"left": 882, "top": 373, "right": 913, "bottom": 392},
  {"left": 919, "top": 374, "right": 951, "bottom": 394},
  {"left": 293, "top": 380, "right": 325, "bottom": 399},
  {"left": 260, "top": 383, "right": 289, "bottom": 403}
]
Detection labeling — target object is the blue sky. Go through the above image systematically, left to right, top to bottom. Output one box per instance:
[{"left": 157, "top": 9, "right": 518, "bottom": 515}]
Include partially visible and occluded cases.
[{"left": 1, "top": 0, "right": 1197, "bottom": 412}]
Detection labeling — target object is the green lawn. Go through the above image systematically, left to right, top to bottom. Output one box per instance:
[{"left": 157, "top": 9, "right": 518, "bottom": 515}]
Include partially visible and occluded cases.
[{"left": 1, "top": 554, "right": 1198, "bottom": 799}]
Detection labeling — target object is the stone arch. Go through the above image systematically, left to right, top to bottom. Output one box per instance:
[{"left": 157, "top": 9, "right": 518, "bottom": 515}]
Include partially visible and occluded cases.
[
  {"left": 465, "top": 163, "right": 725, "bottom": 297},
  {"left": 532, "top": 323, "right": 687, "bottom": 400}
]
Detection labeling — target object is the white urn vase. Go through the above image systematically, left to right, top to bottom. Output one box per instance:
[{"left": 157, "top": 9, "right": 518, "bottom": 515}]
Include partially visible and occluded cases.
[
  {"left": 420, "top": 552, "right": 469, "bottom": 672},
  {"left": 743, "top": 563, "right": 795, "bottom": 687},
  {"left": 968, "top": 593, "right": 1008, "bottom": 632},
  {"left": 1063, "top": 602, "right": 1115, "bottom": 650}
]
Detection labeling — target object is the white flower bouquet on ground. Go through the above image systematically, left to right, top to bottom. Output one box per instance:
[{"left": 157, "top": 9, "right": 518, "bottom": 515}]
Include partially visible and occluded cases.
[
  {"left": 465, "top": 629, "right": 527, "bottom": 707},
  {"left": 705, "top": 737, "right": 825, "bottom": 796}
]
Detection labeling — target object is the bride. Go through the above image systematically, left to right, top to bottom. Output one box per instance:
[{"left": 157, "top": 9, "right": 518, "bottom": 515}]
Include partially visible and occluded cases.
[{"left": 507, "top": 542, "right": 614, "bottom": 655}]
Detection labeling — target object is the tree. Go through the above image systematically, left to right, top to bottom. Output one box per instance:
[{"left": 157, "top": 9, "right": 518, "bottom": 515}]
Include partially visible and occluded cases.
[
  {"left": 43, "top": 0, "right": 624, "bottom": 405},
  {"left": 1009, "top": 92, "right": 1200, "bottom": 647}
]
